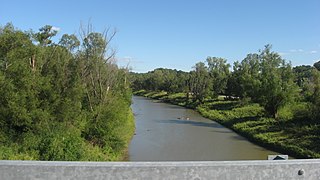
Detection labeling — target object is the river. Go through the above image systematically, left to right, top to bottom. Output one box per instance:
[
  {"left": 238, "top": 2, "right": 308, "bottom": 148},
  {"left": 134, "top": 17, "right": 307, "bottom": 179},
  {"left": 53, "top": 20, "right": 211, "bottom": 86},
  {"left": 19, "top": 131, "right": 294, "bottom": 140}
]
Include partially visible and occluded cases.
[{"left": 129, "top": 96, "right": 278, "bottom": 161}]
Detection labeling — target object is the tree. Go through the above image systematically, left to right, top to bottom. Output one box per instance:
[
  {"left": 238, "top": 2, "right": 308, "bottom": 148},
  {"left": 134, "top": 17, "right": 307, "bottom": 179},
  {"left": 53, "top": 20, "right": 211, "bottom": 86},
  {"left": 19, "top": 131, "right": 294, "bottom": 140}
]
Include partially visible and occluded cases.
[
  {"left": 0, "top": 23, "right": 134, "bottom": 161},
  {"left": 0, "top": 23, "right": 39, "bottom": 134},
  {"left": 34, "top": 25, "right": 58, "bottom": 46},
  {"left": 78, "top": 31, "right": 117, "bottom": 111},
  {"left": 83, "top": 32, "right": 107, "bottom": 58},
  {"left": 59, "top": 34, "right": 80, "bottom": 51},
  {"left": 258, "top": 45, "right": 298, "bottom": 118},
  {"left": 239, "top": 53, "right": 261, "bottom": 100},
  {"left": 206, "top": 57, "right": 230, "bottom": 97},
  {"left": 314, "top": 60, "right": 320, "bottom": 71},
  {"left": 225, "top": 61, "right": 243, "bottom": 98},
  {"left": 189, "top": 62, "right": 211, "bottom": 103},
  {"left": 293, "top": 65, "right": 313, "bottom": 87},
  {"left": 150, "top": 69, "right": 165, "bottom": 91},
  {"left": 309, "top": 69, "right": 320, "bottom": 120},
  {"left": 176, "top": 70, "right": 189, "bottom": 93},
  {"left": 129, "top": 72, "right": 146, "bottom": 91}
]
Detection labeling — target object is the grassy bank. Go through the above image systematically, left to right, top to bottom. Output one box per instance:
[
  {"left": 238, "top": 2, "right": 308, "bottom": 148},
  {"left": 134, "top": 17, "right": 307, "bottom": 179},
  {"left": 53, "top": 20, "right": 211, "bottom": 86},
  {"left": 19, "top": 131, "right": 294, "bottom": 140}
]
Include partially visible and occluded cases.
[
  {"left": 134, "top": 90, "right": 320, "bottom": 159},
  {"left": 105, "top": 107, "right": 136, "bottom": 161},
  {"left": 119, "top": 108, "right": 136, "bottom": 161}
]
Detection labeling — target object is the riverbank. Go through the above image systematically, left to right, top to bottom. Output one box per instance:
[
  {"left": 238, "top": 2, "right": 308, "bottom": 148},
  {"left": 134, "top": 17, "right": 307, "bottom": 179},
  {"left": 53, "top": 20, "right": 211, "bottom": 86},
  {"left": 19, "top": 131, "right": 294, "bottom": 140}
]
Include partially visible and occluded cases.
[
  {"left": 133, "top": 90, "right": 320, "bottom": 159},
  {"left": 120, "top": 108, "right": 136, "bottom": 161}
]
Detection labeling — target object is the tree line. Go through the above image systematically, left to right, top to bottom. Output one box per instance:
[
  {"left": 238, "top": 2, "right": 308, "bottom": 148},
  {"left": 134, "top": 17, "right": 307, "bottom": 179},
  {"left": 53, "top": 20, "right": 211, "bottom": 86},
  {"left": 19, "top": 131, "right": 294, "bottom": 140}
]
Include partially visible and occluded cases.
[
  {"left": 0, "top": 23, "right": 133, "bottom": 160},
  {"left": 131, "top": 45, "right": 320, "bottom": 120}
]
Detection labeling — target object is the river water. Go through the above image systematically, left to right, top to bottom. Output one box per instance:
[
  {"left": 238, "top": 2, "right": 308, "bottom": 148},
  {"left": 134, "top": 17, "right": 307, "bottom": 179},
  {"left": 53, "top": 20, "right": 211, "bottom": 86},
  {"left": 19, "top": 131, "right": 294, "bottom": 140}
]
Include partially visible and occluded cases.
[{"left": 129, "top": 96, "right": 278, "bottom": 161}]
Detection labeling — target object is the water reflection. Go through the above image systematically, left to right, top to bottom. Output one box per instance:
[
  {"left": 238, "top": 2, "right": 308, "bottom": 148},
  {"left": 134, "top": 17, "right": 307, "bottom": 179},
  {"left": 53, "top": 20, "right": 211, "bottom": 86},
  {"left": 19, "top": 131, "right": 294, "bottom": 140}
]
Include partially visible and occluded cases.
[{"left": 158, "top": 119, "right": 224, "bottom": 129}]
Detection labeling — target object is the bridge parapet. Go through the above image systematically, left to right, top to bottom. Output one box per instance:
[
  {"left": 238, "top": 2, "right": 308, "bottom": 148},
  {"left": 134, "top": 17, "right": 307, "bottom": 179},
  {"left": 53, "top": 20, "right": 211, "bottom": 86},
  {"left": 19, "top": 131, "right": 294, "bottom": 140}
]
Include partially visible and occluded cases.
[{"left": 1, "top": 159, "right": 320, "bottom": 179}]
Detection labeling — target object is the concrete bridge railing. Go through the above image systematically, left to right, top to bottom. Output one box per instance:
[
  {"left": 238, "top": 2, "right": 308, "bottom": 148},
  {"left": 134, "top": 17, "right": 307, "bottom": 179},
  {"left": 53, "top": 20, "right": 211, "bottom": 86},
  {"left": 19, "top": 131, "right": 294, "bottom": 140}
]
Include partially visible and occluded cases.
[{"left": 1, "top": 159, "right": 320, "bottom": 180}]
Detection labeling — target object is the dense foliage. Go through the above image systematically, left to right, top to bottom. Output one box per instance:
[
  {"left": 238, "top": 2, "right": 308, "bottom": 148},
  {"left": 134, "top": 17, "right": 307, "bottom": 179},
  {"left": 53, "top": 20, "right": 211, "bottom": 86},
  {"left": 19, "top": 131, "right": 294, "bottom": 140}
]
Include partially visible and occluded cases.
[
  {"left": 0, "top": 23, "right": 134, "bottom": 160},
  {"left": 131, "top": 45, "right": 320, "bottom": 120}
]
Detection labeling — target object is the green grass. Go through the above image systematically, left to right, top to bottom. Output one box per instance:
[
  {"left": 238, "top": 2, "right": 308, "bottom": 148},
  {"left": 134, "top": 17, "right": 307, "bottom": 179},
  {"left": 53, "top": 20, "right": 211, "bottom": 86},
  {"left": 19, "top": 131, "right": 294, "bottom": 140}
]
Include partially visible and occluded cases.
[
  {"left": 133, "top": 90, "right": 320, "bottom": 158},
  {"left": 117, "top": 108, "right": 135, "bottom": 161}
]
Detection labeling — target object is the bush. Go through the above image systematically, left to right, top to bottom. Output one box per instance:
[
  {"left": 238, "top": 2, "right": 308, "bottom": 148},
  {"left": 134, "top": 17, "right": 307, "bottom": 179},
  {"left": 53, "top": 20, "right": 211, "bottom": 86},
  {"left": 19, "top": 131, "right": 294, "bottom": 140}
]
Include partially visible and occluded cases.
[
  {"left": 278, "top": 102, "right": 310, "bottom": 121},
  {"left": 38, "top": 126, "right": 85, "bottom": 161}
]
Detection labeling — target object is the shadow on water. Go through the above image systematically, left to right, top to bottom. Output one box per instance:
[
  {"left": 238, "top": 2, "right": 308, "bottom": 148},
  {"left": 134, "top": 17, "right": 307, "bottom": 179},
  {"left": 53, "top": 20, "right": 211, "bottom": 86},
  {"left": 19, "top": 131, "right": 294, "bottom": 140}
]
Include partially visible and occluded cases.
[
  {"left": 165, "top": 106, "right": 185, "bottom": 110},
  {"left": 158, "top": 119, "right": 225, "bottom": 129},
  {"left": 209, "top": 130, "right": 247, "bottom": 141},
  {"left": 210, "top": 130, "right": 233, "bottom": 134},
  {"left": 231, "top": 135, "right": 247, "bottom": 141}
]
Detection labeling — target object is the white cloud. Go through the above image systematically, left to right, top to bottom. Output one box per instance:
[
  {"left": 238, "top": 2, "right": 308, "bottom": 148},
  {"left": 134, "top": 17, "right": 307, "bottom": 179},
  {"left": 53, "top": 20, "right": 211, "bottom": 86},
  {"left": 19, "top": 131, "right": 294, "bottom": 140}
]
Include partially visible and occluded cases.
[
  {"left": 51, "top": 26, "right": 61, "bottom": 32},
  {"left": 289, "top": 49, "right": 304, "bottom": 53},
  {"left": 309, "top": 50, "right": 318, "bottom": 54},
  {"left": 278, "top": 52, "right": 288, "bottom": 56},
  {"left": 116, "top": 56, "right": 144, "bottom": 64},
  {"left": 116, "top": 56, "right": 146, "bottom": 71},
  {"left": 117, "top": 56, "right": 133, "bottom": 63},
  {"left": 123, "top": 56, "right": 133, "bottom": 60}
]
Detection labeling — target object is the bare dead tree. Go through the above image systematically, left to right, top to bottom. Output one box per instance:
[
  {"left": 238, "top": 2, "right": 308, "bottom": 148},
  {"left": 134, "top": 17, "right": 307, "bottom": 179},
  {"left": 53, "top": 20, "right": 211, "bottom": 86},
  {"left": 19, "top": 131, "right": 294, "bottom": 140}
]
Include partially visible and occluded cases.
[{"left": 78, "top": 22, "right": 119, "bottom": 115}]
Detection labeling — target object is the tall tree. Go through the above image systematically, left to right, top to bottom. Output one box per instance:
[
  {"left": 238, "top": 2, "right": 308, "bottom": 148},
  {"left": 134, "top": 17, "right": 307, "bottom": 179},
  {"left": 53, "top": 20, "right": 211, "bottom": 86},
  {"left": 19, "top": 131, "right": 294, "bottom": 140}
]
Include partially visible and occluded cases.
[
  {"left": 0, "top": 23, "right": 40, "bottom": 134},
  {"left": 258, "top": 45, "right": 298, "bottom": 118},
  {"left": 239, "top": 53, "right": 261, "bottom": 100},
  {"left": 206, "top": 57, "right": 230, "bottom": 97},
  {"left": 225, "top": 61, "right": 242, "bottom": 98},
  {"left": 189, "top": 62, "right": 211, "bottom": 103},
  {"left": 309, "top": 69, "right": 320, "bottom": 120}
]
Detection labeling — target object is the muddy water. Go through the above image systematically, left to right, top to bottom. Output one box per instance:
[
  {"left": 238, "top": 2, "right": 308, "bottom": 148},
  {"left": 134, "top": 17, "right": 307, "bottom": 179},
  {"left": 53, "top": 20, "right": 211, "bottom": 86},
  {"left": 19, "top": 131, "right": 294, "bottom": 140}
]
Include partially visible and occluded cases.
[{"left": 129, "top": 96, "right": 278, "bottom": 161}]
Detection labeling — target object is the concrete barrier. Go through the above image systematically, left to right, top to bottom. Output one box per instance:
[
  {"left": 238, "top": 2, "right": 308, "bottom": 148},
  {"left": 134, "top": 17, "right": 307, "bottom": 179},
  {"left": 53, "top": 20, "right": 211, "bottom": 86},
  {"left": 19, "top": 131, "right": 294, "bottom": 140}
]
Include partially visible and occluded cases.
[{"left": 1, "top": 159, "right": 320, "bottom": 180}]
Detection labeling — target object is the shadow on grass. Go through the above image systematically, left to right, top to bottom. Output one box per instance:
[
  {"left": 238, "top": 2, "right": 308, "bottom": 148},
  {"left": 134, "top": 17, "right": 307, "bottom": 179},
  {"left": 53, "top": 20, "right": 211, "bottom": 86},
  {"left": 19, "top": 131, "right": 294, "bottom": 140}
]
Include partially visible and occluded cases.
[
  {"left": 162, "top": 97, "right": 198, "bottom": 109},
  {"left": 209, "top": 101, "right": 240, "bottom": 110},
  {"left": 225, "top": 116, "right": 261, "bottom": 126}
]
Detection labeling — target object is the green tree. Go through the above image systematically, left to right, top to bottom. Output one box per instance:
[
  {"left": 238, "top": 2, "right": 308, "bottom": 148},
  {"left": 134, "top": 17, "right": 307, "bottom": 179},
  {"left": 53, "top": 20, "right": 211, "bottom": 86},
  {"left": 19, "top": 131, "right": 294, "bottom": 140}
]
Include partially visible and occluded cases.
[
  {"left": 0, "top": 23, "right": 134, "bottom": 161},
  {"left": 0, "top": 23, "right": 39, "bottom": 135},
  {"left": 34, "top": 25, "right": 58, "bottom": 46},
  {"left": 83, "top": 32, "right": 107, "bottom": 58},
  {"left": 59, "top": 34, "right": 80, "bottom": 51},
  {"left": 258, "top": 45, "right": 298, "bottom": 118},
  {"left": 239, "top": 53, "right": 261, "bottom": 100},
  {"left": 206, "top": 57, "right": 230, "bottom": 97},
  {"left": 314, "top": 60, "right": 320, "bottom": 71},
  {"left": 225, "top": 61, "right": 242, "bottom": 98},
  {"left": 189, "top": 62, "right": 211, "bottom": 103},
  {"left": 292, "top": 65, "right": 314, "bottom": 100},
  {"left": 293, "top": 65, "right": 313, "bottom": 85},
  {"left": 149, "top": 69, "right": 165, "bottom": 91},
  {"left": 309, "top": 69, "right": 320, "bottom": 120},
  {"left": 129, "top": 72, "right": 147, "bottom": 91}
]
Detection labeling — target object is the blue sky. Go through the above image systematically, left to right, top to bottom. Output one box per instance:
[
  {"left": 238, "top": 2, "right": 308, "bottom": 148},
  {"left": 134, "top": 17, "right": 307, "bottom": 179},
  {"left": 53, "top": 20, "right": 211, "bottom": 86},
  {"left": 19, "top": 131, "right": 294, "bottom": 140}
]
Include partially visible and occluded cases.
[{"left": 1, "top": 0, "right": 320, "bottom": 72}]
